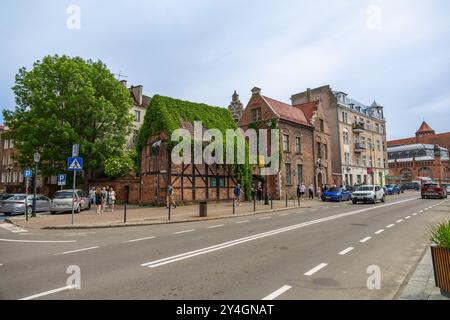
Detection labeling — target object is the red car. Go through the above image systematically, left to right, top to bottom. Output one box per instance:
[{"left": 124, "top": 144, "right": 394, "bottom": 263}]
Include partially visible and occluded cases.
[{"left": 421, "top": 183, "right": 448, "bottom": 199}]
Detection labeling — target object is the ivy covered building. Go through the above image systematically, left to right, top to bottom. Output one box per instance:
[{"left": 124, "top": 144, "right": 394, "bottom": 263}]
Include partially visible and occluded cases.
[{"left": 137, "top": 95, "right": 251, "bottom": 205}]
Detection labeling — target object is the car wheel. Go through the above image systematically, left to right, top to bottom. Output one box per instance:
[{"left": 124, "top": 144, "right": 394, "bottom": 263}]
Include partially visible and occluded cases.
[
  {"left": 381, "top": 195, "right": 386, "bottom": 203},
  {"left": 372, "top": 196, "right": 377, "bottom": 204},
  {"left": 352, "top": 199, "right": 357, "bottom": 204},
  {"left": 76, "top": 205, "right": 81, "bottom": 214},
  {"left": 26, "top": 206, "right": 33, "bottom": 215},
  {"left": 50, "top": 211, "right": 56, "bottom": 215},
  {"left": 4, "top": 212, "right": 11, "bottom": 216}
]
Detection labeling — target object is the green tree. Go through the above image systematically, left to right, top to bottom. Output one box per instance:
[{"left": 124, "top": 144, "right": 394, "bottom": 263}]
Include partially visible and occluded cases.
[
  {"left": 3, "top": 55, "right": 134, "bottom": 191},
  {"left": 104, "top": 151, "right": 137, "bottom": 178}
]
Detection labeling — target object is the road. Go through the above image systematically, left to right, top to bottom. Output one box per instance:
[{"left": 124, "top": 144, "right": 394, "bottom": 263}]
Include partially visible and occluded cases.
[{"left": 0, "top": 192, "right": 448, "bottom": 300}]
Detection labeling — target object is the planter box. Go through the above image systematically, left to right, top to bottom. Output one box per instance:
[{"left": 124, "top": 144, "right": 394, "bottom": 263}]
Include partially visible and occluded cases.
[{"left": 431, "top": 245, "right": 450, "bottom": 297}]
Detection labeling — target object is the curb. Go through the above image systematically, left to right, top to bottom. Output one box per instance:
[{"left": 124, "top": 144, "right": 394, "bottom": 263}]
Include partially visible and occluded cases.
[{"left": 6, "top": 204, "right": 315, "bottom": 230}]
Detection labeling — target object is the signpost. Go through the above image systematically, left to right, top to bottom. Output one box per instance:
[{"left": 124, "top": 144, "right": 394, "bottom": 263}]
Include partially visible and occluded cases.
[
  {"left": 68, "top": 146, "right": 83, "bottom": 225},
  {"left": 24, "top": 169, "right": 32, "bottom": 221},
  {"left": 57, "top": 173, "right": 67, "bottom": 190}
]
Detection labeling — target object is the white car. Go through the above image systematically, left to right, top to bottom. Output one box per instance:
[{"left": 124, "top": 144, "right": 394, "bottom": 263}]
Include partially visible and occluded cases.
[
  {"left": 351, "top": 185, "right": 386, "bottom": 204},
  {"left": 50, "top": 189, "right": 91, "bottom": 214}
]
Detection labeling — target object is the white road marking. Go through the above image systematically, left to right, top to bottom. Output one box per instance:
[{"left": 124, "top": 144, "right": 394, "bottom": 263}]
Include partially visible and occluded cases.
[
  {"left": 141, "top": 197, "right": 417, "bottom": 268},
  {"left": 424, "top": 208, "right": 429, "bottom": 211},
  {"left": 311, "top": 209, "right": 318, "bottom": 211},
  {"left": 419, "top": 210, "right": 424, "bottom": 213},
  {"left": 280, "top": 213, "right": 290, "bottom": 216},
  {"left": 412, "top": 213, "right": 418, "bottom": 216},
  {"left": 405, "top": 216, "right": 411, "bottom": 219},
  {"left": 259, "top": 217, "right": 271, "bottom": 220},
  {"left": 397, "top": 219, "right": 404, "bottom": 223},
  {"left": 236, "top": 220, "right": 249, "bottom": 224},
  {"left": 0, "top": 223, "right": 28, "bottom": 233},
  {"left": 207, "top": 224, "right": 224, "bottom": 229},
  {"left": 386, "top": 224, "right": 395, "bottom": 228},
  {"left": 173, "top": 229, "right": 195, "bottom": 235},
  {"left": 375, "top": 229, "right": 384, "bottom": 235},
  {"left": 124, "top": 236, "right": 155, "bottom": 243},
  {"left": 360, "top": 237, "right": 372, "bottom": 243},
  {"left": 0, "top": 238, "right": 76, "bottom": 243},
  {"left": 54, "top": 246, "right": 99, "bottom": 255},
  {"left": 338, "top": 247, "right": 354, "bottom": 255},
  {"left": 0, "top": 263, "right": 3, "bottom": 266},
  {"left": 304, "top": 263, "right": 328, "bottom": 276},
  {"left": 19, "top": 285, "right": 76, "bottom": 300},
  {"left": 262, "top": 285, "right": 292, "bottom": 300}
]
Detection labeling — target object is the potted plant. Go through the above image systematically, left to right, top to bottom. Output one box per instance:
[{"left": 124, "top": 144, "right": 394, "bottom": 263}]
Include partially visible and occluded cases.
[{"left": 430, "top": 220, "right": 450, "bottom": 297}]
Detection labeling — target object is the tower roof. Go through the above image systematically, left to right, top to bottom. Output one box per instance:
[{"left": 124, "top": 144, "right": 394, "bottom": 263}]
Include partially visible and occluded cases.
[{"left": 417, "top": 121, "right": 434, "bottom": 134}]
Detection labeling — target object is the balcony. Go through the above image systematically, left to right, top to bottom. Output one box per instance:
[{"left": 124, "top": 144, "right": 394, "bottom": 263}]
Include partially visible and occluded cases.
[
  {"left": 352, "top": 122, "right": 365, "bottom": 134},
  {"left": 354, "top": 143, "right": 366, "bottom": 153}
]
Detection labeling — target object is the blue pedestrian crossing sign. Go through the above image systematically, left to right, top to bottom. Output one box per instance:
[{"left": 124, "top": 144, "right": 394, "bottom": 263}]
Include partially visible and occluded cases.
[
  {"left": 68, "top": 157, "right": 83, "bottom": 171},
  {"left": 24, "top": 169, "right": 33, "bottom": 178},
  {"left": 57, "top": 174, "right": 67, "bottom": 186}
]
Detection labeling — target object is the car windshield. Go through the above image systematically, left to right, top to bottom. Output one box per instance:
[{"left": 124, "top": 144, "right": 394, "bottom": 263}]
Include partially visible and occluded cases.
[
  {"left": 424, "top": 184, "right": 438, "bottom": 188},
  {"left": 386, "top": 185, "right": 394, "bottom": 188},
  {"left": 356, "top": 186, "right": 374, "bottom": 191},
  {"left": 329, "top": 188, "right": 342, "bottom": 193},
  {"left": 54, "top": 192, "right": 75, "bottom": 199},
  {"left": 0, "top": 194, "right": 12, "bottom": 200},
  {"left": 8, "top": 195, "right": 26, "bottom": 201}
]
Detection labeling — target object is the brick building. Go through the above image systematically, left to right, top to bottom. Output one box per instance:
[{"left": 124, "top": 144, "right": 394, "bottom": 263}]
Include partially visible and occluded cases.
[
  {"left": 291, "top": 86, "right": 389, "bottom": 187},
  {"left": 239, "top": 87, "right": 332, "bottom": 200},
  {"left": 228, "top": 91, "right": 244, "bottom": 123},
  {"left": 387, "top": 122, "right": 450, "bottom": 185},
  {"left": 0, "top": 126, "right": 26, "bottom": 194}
]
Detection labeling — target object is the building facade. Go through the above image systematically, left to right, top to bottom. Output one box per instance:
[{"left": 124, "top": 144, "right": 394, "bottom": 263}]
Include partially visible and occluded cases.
[
  {"left": 291, "top": 86, "right": 389, "bottom": 187},
  {"left": 239, "top": 87, "right": 332, "bottom": 200},
  {"left": 228, "top": 91, "right": 244, "bottom": 123},
  {"left": 388, "top": 121, "right": 450, "bottom": 151},
  {"left": 0, "top": 126, "right": 25, "bottom": 193}
]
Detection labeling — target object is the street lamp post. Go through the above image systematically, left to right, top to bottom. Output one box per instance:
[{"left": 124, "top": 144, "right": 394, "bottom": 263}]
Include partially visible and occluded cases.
[{"left": 32, "top": 152, "right": 41, "bottom": 217}]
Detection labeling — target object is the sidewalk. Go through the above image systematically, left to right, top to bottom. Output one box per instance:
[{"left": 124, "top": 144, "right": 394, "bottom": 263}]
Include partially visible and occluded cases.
[
  {"left": 6, "top": 198, "right": 325, "bottom": 230},
  {"left": 398, "top": 247, "right": 449, "bottom": 300}
]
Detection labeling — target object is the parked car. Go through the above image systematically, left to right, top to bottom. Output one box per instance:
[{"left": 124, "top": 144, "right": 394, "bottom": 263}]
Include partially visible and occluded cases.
[
  {"left": 401, "top": 182, "right": 421, "bottom": 191},
  {"left": 421, "top": 183, "right": 448, "bottom": 199},
  {"left": 386, "top": 184, "right": 401, "bottom": 195},
  {"left": 442, "top": 184, "right": 450, "bottom": 194},
  {"left": 351, "top": 185, "right": 386, "bottom": 204},
  {"left": 322, "top": 187, "right": 351, "bottom": 202},
  {"left": 50, "top": 189, "right": 91, "bottom": 214},
  {"left": 0, "top": 194, "right": 51, "bottom": 216},
  {"left": 0, "top": 194, "right": 13, "bottom": 201}
]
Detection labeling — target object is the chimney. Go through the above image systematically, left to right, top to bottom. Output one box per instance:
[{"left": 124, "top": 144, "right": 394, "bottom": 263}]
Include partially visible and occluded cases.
[
  {"left": 119, "top": 80, "right": 127, "bottom": 88},
  {"left": 131, "top": 85, "right": 143, "bottom": 106},
  {"left": 251, "top": 87, "right": 261, "bottom": 96},
  {"left": 306, "top": 88, "right": 311, "bottom": 102}
]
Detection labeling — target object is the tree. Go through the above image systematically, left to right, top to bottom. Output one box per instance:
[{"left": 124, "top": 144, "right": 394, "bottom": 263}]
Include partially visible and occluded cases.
[
  {"left": 3, "top": 55, "right": 134, "bottom": 191},
  {"left": 104, "top": 151, "right": 137, "bottom": 178}
]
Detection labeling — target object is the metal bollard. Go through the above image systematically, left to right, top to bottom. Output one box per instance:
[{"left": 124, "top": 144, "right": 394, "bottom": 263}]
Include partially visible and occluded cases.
[
  {"left": 253, "top": 194, "right": 256, "bottom": 212},
  {"left": 285, "top": 194, "right": 288, "bottom": 207},
  {"left": 298, "top": 196, "right": 301, "bottom": 207},
  {"left": 271, "top": 197, "right": 273, "bottom": 210},
  {"left": 233, "top": 200, "right": 235, "bottom": 214},
  {"left": 123, "top": 202, "right": 127, "bottom": 223},
  {"left": 168, "top": 204, "right": 171, "bottom": 221}
]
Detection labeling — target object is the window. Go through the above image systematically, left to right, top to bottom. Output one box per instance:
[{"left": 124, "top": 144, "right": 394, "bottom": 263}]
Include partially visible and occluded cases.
[
  {"left": 251, "top": 108, "right": 261, "bottom": 121},
  {"left": 134, "top": 110, "right": 141, "bottom": 122},
  {"left": 342, "top": 112, "right": 348, "bottom": 123},
  {"left": 319, "top": 119, "right": 324, "bottom": 132},
  {"left": 366, "top": 121, "right": 371, "bottom": 131},
  {"left": 375, "top": 123, "right": 380, "bottom": 133},
  {"left": 381, "top": 125, "right": 385, "bottom": 134},
  {"left": 343, "top": 130, "right": 349, "bottom": 145},
  {"left": 283, "top": 134, "right": 290, "bottom": 152},
  {"left": 361, "top": 136, "right": 366, "bottom": 147},
  {"left": 295, "top": 137, "right": 302, "bottom": 154},
  {"left": 368, "top": 138, "right": 372, "bottom": 150},
  {"left": 9, "top": 140, "right": 14, "bottom": 148},
  {"left": 377, "top": 140, "right": 381, "bottom": 151},
  {"left": 317, "top": 142, "right": 322, "bottom": 158},
  {"left": 324, "top": 144, "right": 328, "bottom": 160},
  {"left": 344, "top": 152, "right": 350, "bottom": 165},
  {"left": 355, "top": 155, "right": 361, "bottom": 166},
  {"left": 363, "top": 155, "right": 367, "bottom": 166},
  {"left": 369, "top": 157, "right": 373, "bottom": 167},
  {"left": 377, "top": 158, "right": 381, "bottom": 168},
  {"left": 285, "top": 163, "right": 292, "bottom": 185},
  {"left": 297, "top": 164, "right": 303, "bottom": 184},
  {"left": 419, "top": 167, "right": 432, "bottom": 177},
  {"left": 1, "top": 172, "right": 5, "bottom": 183}
]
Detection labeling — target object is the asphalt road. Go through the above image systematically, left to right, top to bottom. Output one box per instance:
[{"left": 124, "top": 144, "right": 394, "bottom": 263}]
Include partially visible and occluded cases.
[{"left": 0, "top": 192, "right": 449, "bottom": 300}]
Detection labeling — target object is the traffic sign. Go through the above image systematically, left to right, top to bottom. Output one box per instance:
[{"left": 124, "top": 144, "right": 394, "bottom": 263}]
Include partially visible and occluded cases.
[
  {"left": 72, "top": 144, "right": 79, "bottom": 157},
  {"left": 68, "top": 157, "right": 83, "bottom": 171},
  {"left": 24, "top": 169, "right": 33, "bottom": 178},
  {"left": 57, "top": 174, "right": 67, "bottom": 186}
]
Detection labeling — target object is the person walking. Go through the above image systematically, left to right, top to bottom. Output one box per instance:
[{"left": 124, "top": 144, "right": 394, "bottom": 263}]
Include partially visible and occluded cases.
[
  {"left": 234, "top": 183, "right": 242, "bottom": 207},
  {"left": 257, "top": 183, "right": 263, "bottom": 202},
  {"left": 300, "top": 183, "right": 306, "bottom": 200},
  {"left": 167, "top": 184, "right": 176, "bottom": 209},
  {"left": 297, "top": 184, "right": 302, "bottom": 200},
  {"left": 308, "top": 184, "right": 314, "bottom": 200},
  {"left": 316, "top": 186, "right": 322, "bottom": 200},
  {"left": 89, "top": 187, "right": 95, "bottom": 206},
  {"left": 95, "top": 187, "right": 102, "bottom": 214},
  {"left": 101, "top": 187, "right": 108, "bottom": 213},
  {"left": 108, "top": 187, "right": 116, "bottom": 212}
]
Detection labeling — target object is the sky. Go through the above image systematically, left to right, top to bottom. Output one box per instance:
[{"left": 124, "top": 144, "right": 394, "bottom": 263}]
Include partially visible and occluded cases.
[{"left": 1, "top": 0, "right": 449, "bottom": 140}]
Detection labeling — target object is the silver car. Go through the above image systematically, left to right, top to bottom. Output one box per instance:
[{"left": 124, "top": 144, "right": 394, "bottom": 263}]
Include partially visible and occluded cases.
[
  {"left": 50, "top": 189, "right": 91, "bottom": 214},
  {"left": 0, "top": 194, "right": 51, "bottom": 216}
]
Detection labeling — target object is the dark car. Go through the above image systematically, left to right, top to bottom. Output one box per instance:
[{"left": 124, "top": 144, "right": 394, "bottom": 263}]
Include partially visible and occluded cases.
[
  {"left": 401, "top": 182, "right": 421, "bottom": 191},
  {"left": 421, "top": 183, "right": 448, "bottom": 199},
  {"left": 386, "top": 185, "right": 401, "bottom": 195},
  {"left": 321, "top": 187, "right": 351, "bottom": 202}
]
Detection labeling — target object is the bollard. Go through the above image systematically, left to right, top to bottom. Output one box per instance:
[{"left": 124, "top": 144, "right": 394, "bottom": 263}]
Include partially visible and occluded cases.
[
  {"left": 253, "top": 194, "right": 256, "bottom": 212},
  {"left": 285, "top": 194, "right": 288, "bottom": 207},
  {"left": 298, "top": 196, "right": 301, "bottom": 207},
  {"left": 271, "top": 197, "right": 273, "bottom": 210},
  {"left": 233, "top": 200, "right": 235, "bottom": 214},
  {"left": 199, "top": 201, "right": 207, "bottom": 217},
  {"left": 123, "top": 202, "right": 127, "bottom": 223},
  {"left": 168, "top": 204, "right": 171, "bottom": 221}
]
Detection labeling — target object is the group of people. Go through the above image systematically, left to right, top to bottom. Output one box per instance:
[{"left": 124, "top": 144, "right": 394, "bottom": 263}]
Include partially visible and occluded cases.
[
  {"left": 297, "top": 183, "right": 341, "bottom": 200},
  {"left": 89, "top": 186, "right": 116, "bottom": 214}
]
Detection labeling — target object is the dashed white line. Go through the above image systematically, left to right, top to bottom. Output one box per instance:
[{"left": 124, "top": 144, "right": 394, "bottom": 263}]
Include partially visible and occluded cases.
[
  {"left": 419, "top": 210, "right": 424, "bottom": 213},
  {"left": 280, "top": 213, "right": 290, "bottom": 216},
  {"left": 412, "top": 213, "right": 418, "bottom": 216},
  {"left": 405, "top": 216, "right": 411, "bottom": 219},
  {"left": 259, "top": 217, "right": 271, "bottom": 220},
  {"left": 396, "top": 219, "right": 404, "bottom": 223},
  {"left": 236, "top": 220, "right": 249, "bottom": 224},
  {"left": 207, "top": 224, "right": 224, "bottom": 229},
  {"left": 386, "top": 224, "right": 395, "bottom": 228},
  {"left": 173, "top": 229, "right": 195, "bottom": 235},
  {"left": 375, "top": 229, "right": 384, "bottom": 235},
  {"left": 124, "top": 236, "right": 155, "bottom": 243},
  {"left": 360, "top": 237, "right": 372, "bottom": 243},
  {"left": 0, "top": 238, "right": 76, "bottom": 243},
  {"left": 54, "top": 246, "right": 99, "bottom": 255},
  {"left": 338, "top": 247, "right": 354, "bottom": 255},
  {"left": 0, "top": 263, "right": 3, "bottom": 266},
  {"left": 304, "top": 263, "right": 328, "bottom": 276},
  {"left": 19, "top": 285, "right": 76, "bottom": 300},
  {"left": 262, "top": 285, "right": 292, "bottom": 300}
]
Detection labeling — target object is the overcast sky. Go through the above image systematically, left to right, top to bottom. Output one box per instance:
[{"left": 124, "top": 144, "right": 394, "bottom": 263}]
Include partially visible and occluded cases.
[{"left": 1, "top": 0, "right": 449, "bottom": 140}]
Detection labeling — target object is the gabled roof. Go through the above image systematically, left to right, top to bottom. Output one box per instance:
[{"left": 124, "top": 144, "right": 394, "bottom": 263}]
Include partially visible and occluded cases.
[
  {"left": 262, "top": 96, "right": 310, "bottom": 126},
  {"left": 293, "top": 101, "right": 319, "bottom": 124},
  {"left": 417, "top": 121, "right": 434, "bottom": 133}
]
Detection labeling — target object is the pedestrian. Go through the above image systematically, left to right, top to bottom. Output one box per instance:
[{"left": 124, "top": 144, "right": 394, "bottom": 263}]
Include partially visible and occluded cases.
[
  {"left": 234, "top": 183, "right": 242, "bottom": 206},
  {"left": 257, "top": 183, "right": 263, "bottom": 202},
  {"left": 300, "top": 183, "right": 306, "bottom": 199},
  {"left": 167, "top": 184, "right": 176, "bottom": 209},
  {"left": 308, "top": 184, "right": 314, "bottom": 200},
  {"left": 297, "top": 185, "right": 302, "bottom": 200},
  {"left": 316, "top": 186, "right": 322, "bottom": 199},
  {"left": 89, "top": 187, "right": 95, "bottom": 206},
  {"left": 95, "top": 187, "right": 102, "bottom": 214},
  {"left": 101, "top": 187, "right": 108, "bottom": 213},
  {"left": 108, "top": 187, "right": 116, "bottom": 212}
]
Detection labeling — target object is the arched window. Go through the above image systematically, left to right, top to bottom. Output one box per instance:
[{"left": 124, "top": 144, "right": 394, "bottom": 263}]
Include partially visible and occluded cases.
[
  {"left": 343, "top": 129, "right": 349, "bottom": 145},
  {"left": 418, "top": 167, "right": 432, "bottom": 178},
  {"left": 400, "top": 169, "right": 412, "bottom": 181}
]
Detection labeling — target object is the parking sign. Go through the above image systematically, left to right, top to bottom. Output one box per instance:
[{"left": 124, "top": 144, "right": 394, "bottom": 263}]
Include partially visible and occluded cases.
[
  {"left": 24, "top": 169, "right": 32, "bottom": 178},
  {"left": 58, "top": 174, "right": 67, "bottom": 186}
]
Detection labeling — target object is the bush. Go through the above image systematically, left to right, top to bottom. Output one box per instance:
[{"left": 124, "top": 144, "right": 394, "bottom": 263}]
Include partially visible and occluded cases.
[{"left": 430, "top": 221, "right": 450, "bottom": 250}]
